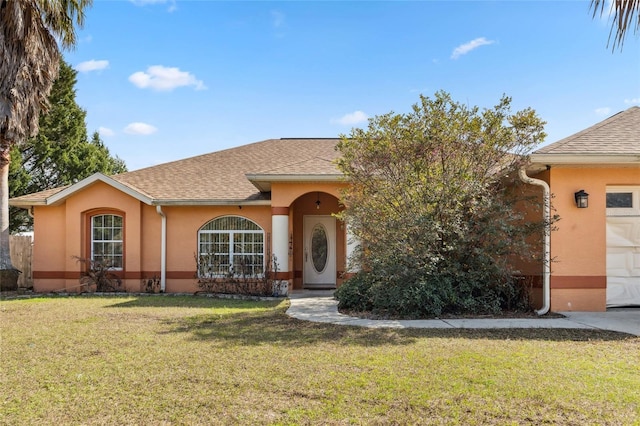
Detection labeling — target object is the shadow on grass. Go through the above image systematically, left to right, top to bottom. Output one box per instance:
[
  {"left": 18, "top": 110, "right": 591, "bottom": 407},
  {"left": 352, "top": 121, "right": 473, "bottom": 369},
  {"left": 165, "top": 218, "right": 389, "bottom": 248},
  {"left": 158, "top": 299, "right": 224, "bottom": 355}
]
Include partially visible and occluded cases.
[
  {"left": 41, "top": 294, "right": 634, "bottom": 345},
  {"left": 103, "top": 294, "right": 283, "bottom": 309},
  {"left": 161, "top": 308, "right": 636, "bottom": 347},
  {"left": 161, "top": 310, "right": 422, "bottom": 347}
]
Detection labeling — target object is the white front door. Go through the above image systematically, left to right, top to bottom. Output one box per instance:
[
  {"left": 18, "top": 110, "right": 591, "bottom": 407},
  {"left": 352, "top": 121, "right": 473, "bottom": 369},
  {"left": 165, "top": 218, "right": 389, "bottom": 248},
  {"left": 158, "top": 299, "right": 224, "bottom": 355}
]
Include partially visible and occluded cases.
[
  {"left": 606, "top": 188, "right": 640, "bottom": 307},
  {"left": 303, "top": 216, "right": 336, "bottom": 288}
]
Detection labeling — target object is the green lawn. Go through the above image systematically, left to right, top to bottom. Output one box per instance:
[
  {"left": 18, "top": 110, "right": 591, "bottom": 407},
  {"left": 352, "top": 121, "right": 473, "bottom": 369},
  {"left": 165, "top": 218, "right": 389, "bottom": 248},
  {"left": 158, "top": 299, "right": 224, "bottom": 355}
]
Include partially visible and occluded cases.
[{"left": 1, "top": 296, "right": 639, "bottom": 425}]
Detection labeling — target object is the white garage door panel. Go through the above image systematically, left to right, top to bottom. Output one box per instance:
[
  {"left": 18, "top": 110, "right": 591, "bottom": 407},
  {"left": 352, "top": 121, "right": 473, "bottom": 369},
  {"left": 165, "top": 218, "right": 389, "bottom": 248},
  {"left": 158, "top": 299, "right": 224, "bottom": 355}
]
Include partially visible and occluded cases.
[
  {"left": 606, "top": 215, "right": 640, "bottom": 307},
  {"left": 607, "top": 221, "right": 639, "bottom": 246},
  {"left": 606, "top": 249, "right": 640, "bottom": 277},
  {"left": 607, "top": 277, "right": 640, "bottom": 307}
]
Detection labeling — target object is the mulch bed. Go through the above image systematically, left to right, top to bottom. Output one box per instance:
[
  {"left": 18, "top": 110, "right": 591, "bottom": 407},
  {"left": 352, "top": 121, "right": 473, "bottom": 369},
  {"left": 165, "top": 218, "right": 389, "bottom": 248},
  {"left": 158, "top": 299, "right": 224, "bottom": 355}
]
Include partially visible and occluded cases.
[{"left": 339, "top": 308, "right": 566, "bottom": 320}]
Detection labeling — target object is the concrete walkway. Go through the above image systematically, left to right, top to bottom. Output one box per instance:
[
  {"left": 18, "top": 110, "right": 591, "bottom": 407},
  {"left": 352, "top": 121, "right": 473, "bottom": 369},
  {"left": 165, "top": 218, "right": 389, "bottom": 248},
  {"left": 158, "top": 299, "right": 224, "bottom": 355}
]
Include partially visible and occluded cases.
[{"left": 286, "top": 291, "right": 640, "bottom": 336}]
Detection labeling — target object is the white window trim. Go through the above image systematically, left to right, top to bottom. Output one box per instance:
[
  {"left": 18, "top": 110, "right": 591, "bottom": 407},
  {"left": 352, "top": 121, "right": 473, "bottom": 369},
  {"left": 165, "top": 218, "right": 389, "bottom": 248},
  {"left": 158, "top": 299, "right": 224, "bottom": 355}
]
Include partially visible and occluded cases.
[
  {"left": 606, "top": 186, "right": 640, "bottom": 217},
  {"left": 91, "top": 214, "right": 124, "bottom": 270},
  {"left": 198, "top": 217, "right": 265, "bottom": 278}
]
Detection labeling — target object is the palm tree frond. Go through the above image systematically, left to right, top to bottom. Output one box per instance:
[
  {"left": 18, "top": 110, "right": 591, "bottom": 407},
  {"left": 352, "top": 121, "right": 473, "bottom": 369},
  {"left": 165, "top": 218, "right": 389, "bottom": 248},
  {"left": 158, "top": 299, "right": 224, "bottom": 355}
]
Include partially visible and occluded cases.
[
  {"left": 1, "top": 0, "right": 92, "bottom": 280},
  {"left": 36, "top": 0, "right": 92, "bottom": 49},
  {"left": 591, "top": 0, "right": 640, "bottom": 50}
]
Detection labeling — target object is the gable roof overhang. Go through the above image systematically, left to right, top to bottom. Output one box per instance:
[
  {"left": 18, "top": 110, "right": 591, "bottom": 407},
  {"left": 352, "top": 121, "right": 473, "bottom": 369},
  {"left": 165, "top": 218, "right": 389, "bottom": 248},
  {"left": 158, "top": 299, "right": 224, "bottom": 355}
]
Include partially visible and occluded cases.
[
  {"left": 527, "top": 107, "right": 640, "bottom": 172},
  {"left": 528, "top": 153, "right": 640, "bottom": 172},
  {"left": 530, "top": 153, "right": 640, "bottom": 164},
  {"left": 9, "top": 173, "right": 155, "bottom": 208},
  {"left": 9, "top": 173, "right": 274, "bottom": 208},
  {"left": 245, "top": 173, "right": 344, "bottom": 192},
  {"left": 150, "top": 198, "right": 272, "bottom": 206}
]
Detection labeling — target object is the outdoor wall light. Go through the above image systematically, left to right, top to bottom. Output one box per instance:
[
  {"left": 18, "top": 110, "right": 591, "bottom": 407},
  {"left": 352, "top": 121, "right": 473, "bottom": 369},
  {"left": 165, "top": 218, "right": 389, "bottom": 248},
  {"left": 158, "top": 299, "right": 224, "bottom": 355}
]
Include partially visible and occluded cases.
[
  {"left": 574, "top": 190, "right": 589, "bottom": 208},
  {"left": 316, "top": 192, "right": 321, "bottom": 209}
]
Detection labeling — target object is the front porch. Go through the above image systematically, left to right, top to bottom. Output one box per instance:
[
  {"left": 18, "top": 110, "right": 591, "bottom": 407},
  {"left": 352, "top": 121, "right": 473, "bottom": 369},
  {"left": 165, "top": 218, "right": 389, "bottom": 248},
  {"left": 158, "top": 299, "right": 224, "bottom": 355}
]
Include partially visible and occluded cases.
[{"left": 268, "top": 185, "right": 357, "bottom": 291}]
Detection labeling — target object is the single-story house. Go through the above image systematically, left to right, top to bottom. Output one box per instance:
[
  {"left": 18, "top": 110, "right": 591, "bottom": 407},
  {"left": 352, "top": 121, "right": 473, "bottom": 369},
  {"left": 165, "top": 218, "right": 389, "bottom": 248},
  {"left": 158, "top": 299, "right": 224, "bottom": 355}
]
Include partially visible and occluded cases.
[
  {"left": 9, "top": 107, "right": 640, "bottom": 311},
  {"left": 10, "top": 138, "right": 352, "bottom": 294}
]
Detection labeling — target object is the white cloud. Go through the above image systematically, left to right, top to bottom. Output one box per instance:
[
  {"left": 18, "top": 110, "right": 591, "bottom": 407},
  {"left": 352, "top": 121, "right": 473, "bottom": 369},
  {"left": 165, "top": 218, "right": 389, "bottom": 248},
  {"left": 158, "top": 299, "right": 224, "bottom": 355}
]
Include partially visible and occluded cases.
[
  {"left": 130, "top": 0, "right": 177, "bottom": 12},
  {"left": 271, "top": 10, "right": 285, "bottom": 28},
  {"left": 451, "top": 37, "right": 495, "bottom": 59},
  {"left": 75, "top": 59, "right": 109, "bottom": 72},
  {"left": 129, "top": 65, "right": 206, "bottom": 91},
  {"left": 624, "top": 98, "right": 640, "bottom": 104},
  {"left": 595, "top": 107, "right": 611, "bottom": 116},
  {"left": 333, "top": 111, "right": 369, "bottom": 126},
  {"left": 124, "top": 122, "right": 158, "bottom": 135},
  {"left": 98, "top": 126, "right": 115, "bottom": 137}
]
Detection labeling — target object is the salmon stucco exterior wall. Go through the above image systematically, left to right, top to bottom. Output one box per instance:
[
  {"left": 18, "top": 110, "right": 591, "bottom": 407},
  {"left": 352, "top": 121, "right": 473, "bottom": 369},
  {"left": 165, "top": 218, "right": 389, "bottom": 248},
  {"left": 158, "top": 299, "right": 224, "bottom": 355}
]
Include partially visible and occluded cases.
[
  {"left": 539, "top": 166, "right": 640, "bottom": 311},
  {"left": 28, "top": 179, "right": 350, "bottom": 293},
  {"left": 33, "top": 181, "right": 144, "bottom": 292},
  {"left": 270, "top": 181, "right": 345, "bottom": 208},
  {"left": 32, "top": 204, "right": 66, "bottom": 291}
]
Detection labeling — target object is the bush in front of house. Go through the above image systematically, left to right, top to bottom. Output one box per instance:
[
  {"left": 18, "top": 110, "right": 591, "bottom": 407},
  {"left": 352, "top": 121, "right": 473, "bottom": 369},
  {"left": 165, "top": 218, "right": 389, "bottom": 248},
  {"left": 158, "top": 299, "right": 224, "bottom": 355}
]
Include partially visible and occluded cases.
[
  {"left": 335, "top": 92, "right": 550, "bottom": 318},
  {"left": 195, "top": 253, "right": 284, "bottom": 297},
  {"left": 74, "top": 256, "right": 123, "bottom": 293},
  {"left": 336, "top": 264, "right": 531, "bottom": 319}
]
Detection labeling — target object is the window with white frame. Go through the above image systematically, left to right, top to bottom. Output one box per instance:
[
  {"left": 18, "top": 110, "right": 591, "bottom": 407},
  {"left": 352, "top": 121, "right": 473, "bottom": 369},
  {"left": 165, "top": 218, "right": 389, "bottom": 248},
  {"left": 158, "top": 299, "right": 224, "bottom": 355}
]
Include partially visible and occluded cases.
[
  {"left": 607, "top": 187, "right": 640, "bottom": 216},
  {"left": 91, "top": 214, "right": 124, "bottom": 269},
  {"left": 198, "top": 216, "right": 265, "bottom": 277}
]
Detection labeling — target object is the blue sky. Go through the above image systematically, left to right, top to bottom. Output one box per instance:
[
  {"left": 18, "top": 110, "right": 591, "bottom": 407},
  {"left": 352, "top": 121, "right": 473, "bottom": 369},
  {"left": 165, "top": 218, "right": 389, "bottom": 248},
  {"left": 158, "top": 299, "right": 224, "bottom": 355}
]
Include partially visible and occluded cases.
[{"left": 65, "top": 0, "right": 640, "bottom": 171}]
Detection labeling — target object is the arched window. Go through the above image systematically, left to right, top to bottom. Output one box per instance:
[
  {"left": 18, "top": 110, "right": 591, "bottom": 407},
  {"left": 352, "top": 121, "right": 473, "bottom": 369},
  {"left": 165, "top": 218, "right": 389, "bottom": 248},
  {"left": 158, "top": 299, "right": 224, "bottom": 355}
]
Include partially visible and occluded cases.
[
  {"left": 91, "top": 214, "right": 124, "bottom": 269},
  {"left": 198, "top": 216, "right": 264, "bottom": 277}
]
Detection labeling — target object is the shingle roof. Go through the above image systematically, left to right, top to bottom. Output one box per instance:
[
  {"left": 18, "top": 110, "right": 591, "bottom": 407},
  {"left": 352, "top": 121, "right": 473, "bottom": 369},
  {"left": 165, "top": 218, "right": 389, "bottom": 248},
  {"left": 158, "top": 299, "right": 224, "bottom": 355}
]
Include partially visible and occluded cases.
[
  {"left": 534, "top": 106, "right": 640, "bottom": 155},
  {"left": 10, "top": 138, "right": 342, "bottom": 206},
  {"left": 251, "top": 157, "right": 339, "bottom": 175},
  {"left": 9, "top": 186, "right": 70, "bottom": 205}
]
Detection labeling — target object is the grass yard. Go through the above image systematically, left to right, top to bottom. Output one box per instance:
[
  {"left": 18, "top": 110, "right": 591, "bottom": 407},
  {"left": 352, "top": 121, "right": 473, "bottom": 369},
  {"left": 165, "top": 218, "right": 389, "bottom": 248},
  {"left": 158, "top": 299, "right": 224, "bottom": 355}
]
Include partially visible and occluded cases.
[{"left": 1, "top": 296, "right": 639, "bottom": 425}]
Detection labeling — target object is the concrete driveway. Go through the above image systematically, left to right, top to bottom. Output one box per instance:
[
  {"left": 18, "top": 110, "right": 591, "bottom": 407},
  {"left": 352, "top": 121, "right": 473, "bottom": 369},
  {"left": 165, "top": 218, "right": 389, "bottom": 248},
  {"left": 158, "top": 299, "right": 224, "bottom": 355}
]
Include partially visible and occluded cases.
[
  {"left": 287, "top": 291, "right": 640, "bottom": 336},
  {"left": 559, "top": 309, "right": 640, "bottom": 336}
]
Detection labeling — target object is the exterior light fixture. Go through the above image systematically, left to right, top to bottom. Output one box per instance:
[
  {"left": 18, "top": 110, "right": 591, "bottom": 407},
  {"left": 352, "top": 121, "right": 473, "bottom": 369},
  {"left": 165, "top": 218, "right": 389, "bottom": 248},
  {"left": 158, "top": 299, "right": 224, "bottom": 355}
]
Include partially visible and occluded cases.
[
  {"left": 574, "top": 190, "right": 589, "bottom": 208},
  {"left": 316, "top": 192, "right": 321, "bottom": 209}
]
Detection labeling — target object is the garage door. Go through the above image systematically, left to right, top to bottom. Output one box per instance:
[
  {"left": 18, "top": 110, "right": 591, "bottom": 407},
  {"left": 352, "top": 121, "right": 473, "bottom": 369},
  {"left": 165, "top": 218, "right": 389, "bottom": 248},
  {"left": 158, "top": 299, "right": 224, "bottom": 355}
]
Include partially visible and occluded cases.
[{"left": 606, "top": 188, "right": 640, "bottom": 307}]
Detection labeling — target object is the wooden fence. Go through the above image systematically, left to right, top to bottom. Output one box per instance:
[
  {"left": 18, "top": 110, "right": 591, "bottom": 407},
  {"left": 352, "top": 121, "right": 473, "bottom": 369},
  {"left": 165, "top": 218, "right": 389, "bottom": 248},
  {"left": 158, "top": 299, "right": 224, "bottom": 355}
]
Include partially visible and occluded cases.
[{"left": 10, "top": 235, "right": 33, "bottom": 289}]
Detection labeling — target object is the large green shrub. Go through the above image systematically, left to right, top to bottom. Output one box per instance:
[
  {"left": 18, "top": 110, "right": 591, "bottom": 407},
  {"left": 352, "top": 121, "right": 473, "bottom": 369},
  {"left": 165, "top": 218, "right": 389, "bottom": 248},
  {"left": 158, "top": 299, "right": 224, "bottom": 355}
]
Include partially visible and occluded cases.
[
  {"left": 335, "top": 92, "right": 548, "bottom": 317},
  {"left": 336, "top": 268, "right": 530, "bottom": 318}
]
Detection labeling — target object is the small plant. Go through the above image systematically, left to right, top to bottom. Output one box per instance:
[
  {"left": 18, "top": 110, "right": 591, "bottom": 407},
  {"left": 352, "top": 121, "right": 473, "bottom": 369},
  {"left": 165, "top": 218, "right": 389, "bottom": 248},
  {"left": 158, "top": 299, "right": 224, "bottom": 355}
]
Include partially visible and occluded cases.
[
  {"left": 195, "top": 253, "right": 283, "bottom": 297},
  {"left": 74, "top": 256, "right": 123, "bottom": 293},
  {"left": 141, "top": 276, "right": 161, "bottom": 293}
]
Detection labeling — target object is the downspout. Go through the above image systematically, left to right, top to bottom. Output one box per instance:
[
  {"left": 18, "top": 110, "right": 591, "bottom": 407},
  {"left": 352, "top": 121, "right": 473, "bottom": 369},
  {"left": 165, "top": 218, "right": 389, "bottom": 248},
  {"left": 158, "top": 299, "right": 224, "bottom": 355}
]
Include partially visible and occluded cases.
[
  {"left": 519, "top": 167, "right": 550, "bottom": 315},
  {"left": 156, "top": 205, "right": 167, "bottom": 292}
]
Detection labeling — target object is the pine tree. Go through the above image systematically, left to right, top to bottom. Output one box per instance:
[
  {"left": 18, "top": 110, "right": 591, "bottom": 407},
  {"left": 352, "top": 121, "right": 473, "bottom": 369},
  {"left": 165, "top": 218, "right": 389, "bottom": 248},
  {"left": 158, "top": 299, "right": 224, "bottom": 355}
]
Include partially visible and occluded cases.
[{"left": 9, "top": 59, "right": 126, "bottom": 232}]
